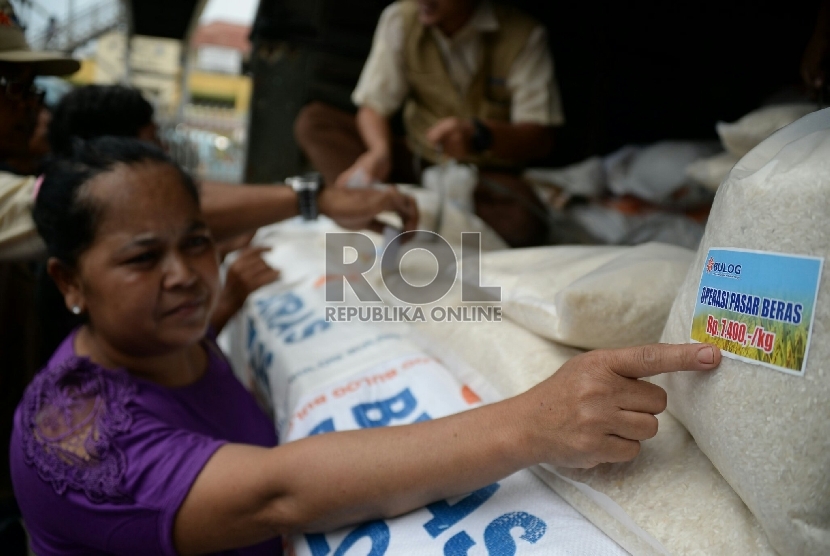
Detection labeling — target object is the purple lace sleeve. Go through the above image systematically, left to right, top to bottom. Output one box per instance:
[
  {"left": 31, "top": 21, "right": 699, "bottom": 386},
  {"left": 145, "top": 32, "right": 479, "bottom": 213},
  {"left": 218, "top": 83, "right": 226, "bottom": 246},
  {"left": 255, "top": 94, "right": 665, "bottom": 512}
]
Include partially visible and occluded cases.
[{"left": 19, "top": 356, "right": 137, "bottom": 503}]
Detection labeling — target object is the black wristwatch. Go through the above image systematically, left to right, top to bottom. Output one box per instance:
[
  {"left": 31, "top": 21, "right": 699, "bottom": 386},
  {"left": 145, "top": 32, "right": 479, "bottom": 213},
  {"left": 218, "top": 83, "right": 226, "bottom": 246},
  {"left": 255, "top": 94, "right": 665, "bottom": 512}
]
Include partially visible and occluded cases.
[
  {"left": 471, "top": 118, "right": 494, "bottom": 153},
  {"left": 287, "top": 173, "right": 321, "bottom": 220}
]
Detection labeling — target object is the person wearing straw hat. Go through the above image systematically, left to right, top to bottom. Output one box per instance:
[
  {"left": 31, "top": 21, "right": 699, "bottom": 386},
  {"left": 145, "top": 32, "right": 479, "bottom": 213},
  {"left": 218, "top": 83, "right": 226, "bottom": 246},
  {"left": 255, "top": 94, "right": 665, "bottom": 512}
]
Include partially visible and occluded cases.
[
  {"left": 0, "top": 0, "right": 79, "bottom": 260},
  {"left": 0, "top": 0, "right": 419, "bottom": 260},
  {"left": 0, "top": 4, "right": 80, "bottom": 551}
]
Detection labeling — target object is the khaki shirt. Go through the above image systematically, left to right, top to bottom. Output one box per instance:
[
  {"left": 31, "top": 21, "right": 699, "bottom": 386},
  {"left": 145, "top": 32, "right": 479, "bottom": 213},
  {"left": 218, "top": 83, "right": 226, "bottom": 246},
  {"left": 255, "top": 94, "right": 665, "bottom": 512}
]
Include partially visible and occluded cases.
[
  {"left": 352, "top": 0, "right": 564, "bottom": 126},
  {"left": 0, "top": 171, "right": 45, "bottom": 260}
]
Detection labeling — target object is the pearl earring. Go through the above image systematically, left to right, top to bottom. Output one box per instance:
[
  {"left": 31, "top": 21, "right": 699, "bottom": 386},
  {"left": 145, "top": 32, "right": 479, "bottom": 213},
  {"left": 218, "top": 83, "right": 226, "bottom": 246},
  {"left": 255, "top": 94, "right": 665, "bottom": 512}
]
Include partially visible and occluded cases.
[{"left": 71, "top": 306, "right": 81, "bottom": 315}]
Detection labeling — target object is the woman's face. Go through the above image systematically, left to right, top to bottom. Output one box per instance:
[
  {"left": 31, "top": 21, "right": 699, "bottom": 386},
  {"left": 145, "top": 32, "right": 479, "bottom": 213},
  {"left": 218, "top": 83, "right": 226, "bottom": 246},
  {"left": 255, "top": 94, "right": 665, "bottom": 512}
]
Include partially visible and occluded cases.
[{"left": 70, "top": 161, "right": 220, "bottom": 357}]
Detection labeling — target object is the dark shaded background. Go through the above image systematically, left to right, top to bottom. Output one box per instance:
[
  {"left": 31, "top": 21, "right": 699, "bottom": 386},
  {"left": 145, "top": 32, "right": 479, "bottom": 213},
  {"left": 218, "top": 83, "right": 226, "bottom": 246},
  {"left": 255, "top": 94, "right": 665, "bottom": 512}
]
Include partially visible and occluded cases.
[{"left": 245, "top": 1, "right": 818, "bottom": 180}]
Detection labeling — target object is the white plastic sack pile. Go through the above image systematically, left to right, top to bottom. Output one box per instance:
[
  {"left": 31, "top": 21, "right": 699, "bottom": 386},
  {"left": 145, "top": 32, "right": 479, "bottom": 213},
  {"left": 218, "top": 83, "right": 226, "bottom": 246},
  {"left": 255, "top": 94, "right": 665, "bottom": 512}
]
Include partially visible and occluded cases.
[
  {"left": 715, "top": 103, "right": 817, "bottom": 157},
  {"left": 685, "top": 104, "right": 817, "bottom": 192},
  {"left": 656, "top": 108, "right": 830, "bottom": 555},
  {"left": 605, "top": 141, "right": 721, "bottom": 204},
  {"left": 525, "top": 142, "right": 719, "bottom": 205},
  {"left": 684, "top": 151, "right": 741, "bottom": 192},
  {"left": 524, "top": 156, "right": 606, "bottom": 199},
  {"left": 421, "top": 160, "right": 478, "bottom": 214},
  {"left": 221, "top": 183, "right": 508, "bottom": 379},
  {"left": 387, "top": 184, "right": 508, "bottom": 251},
  {"left": 565, "top": 205, "right": 705, "bottom": 249},
  {"left": 226, "top": 212, "right": 499, "bottom": 428},
  {"left": 227, "top": 218, "right": 628, "bottom": 556},
  {"left": 461, "top": 242, "right": 695, "bottom": 350},
  {"left": 282, "top": 350, "right": 628, "bottom": 556}
]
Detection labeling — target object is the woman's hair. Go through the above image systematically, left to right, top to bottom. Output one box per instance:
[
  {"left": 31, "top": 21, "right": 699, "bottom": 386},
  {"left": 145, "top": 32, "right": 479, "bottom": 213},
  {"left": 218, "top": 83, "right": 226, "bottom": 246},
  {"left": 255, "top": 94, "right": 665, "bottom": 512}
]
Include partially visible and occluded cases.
[
  {"left": 49, "top": 85, "right": 155, "bottom": 157},
  {"left": 33, "top": 136, "right": 199, "bottom": 267}
]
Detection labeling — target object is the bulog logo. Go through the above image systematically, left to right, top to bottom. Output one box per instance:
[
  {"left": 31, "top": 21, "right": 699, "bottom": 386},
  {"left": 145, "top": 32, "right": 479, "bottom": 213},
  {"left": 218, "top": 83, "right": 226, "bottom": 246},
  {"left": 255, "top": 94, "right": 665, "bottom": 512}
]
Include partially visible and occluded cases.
[{"left": 706, "top": 257, "right": 742, "bottom": 279}]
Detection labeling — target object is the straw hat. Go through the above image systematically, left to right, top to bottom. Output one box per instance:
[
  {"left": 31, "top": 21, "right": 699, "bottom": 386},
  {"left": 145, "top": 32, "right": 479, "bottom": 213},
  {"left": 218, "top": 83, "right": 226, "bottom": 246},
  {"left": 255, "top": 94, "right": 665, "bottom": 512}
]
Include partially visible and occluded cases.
[{"left": 0, "top": 0, "right": 79, "bottom": 76}]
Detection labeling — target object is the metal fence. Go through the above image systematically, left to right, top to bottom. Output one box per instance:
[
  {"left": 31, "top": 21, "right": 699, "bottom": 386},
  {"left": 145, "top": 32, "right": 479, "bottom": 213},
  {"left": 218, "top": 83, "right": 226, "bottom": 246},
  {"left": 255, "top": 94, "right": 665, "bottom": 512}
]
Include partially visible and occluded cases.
[{"left": 29, "top": 0, "right": 124, "bottom": 53}]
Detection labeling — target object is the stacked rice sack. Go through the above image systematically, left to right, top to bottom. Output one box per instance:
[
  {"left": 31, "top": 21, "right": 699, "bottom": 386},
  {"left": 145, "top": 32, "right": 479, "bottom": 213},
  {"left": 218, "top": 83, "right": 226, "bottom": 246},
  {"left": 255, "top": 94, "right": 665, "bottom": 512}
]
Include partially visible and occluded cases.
[
  {"left": 687, "top": 103, "right": 817, "bottom": 191},
  {"left": 715, "top": 104, "right": 817, "bottom": 157},
  {"left": 655, "top": 108, "right": 830, "bottom": 555},
  {"left": 228, "top": 109, "right": 830, "bottom": 552},
  {"left": 422, "top": 109, "right": 830, "bottom": 554},
  {"left": 227, "top": 214, "right": 634, "bottom": 555},
  {"left": 416, "top": 242, "right": 779, "bottom": 555},
  {"left": 459, "top": 242, "right": 694, "bottom": 349}
]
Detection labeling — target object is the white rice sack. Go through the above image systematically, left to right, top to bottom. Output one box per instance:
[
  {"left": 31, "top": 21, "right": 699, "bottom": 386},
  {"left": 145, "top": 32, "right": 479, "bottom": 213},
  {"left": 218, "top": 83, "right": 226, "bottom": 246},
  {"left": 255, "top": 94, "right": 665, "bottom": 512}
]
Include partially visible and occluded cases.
[
  {"left": 715, "top": 103, "right": 816, "bottom": 157},
  {"left": 656, "top": 108, "right": 830, "bottom": 555},
  {"left": 605, "top": 141, "right": 721, "bottom": 203},
  {"left": 684, "top": 151, "right": 740, "bottom": 192},
  {"left": 525, "top": 156, "right": 607, "bottom": 199},
  {"left": 421, "top": 160, "right": 477, "bottom": 214},
  {"left": 389, "top": 184, "right": 508, "bottom": 251},
  {"left": 565, "top": 204, "right": 705, "bottom": 249},
  {"left": 233, "top": 209, "right": 502, "bottom": 425},
  {"left": 223, "top": 219, "right": 414, "bottom": 430},
  {"left": 233, "top": 223, "right": 629, "bottom": 556},
  {"left": 464, "top": 243, "right": 694, "bottom": 349},
  {"left": 416, "top": 315, "right": 775, "bottom": 556},
  {"left": 412, "top": 317, "right": 583, "bottom": 397},
  {"left": 282, "top": 349, "right": 630, "bottom": 556},
  {"left": 534, "top": 412, "right": 776, "bottom": 556}
]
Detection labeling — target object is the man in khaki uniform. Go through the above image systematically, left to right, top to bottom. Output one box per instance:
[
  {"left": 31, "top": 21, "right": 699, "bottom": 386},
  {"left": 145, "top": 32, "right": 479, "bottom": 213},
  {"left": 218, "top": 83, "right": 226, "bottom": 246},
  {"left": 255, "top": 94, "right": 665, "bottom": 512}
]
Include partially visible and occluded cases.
[{"left": 295, "top": 0, "right": 564, "bottom": 246}]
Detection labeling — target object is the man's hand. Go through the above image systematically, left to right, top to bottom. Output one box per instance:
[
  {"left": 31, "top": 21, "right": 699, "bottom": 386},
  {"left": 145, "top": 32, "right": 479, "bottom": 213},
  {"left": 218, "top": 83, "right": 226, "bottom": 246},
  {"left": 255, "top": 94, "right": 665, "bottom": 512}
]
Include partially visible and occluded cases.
[
  {"left": 425, "top": 117, "right": 475, "bottom": 159},
  {"left": 334, "top": 149, "right": 392, "bottom": 188},
  {"left": 319, "top": 185, "right": 419, "bottom": 235},
  {"left": 215, "top": 231, "right": 257, "bottom": 263},
  {"left": 512, "top": 343, "right": 721, "bottom": 469}
]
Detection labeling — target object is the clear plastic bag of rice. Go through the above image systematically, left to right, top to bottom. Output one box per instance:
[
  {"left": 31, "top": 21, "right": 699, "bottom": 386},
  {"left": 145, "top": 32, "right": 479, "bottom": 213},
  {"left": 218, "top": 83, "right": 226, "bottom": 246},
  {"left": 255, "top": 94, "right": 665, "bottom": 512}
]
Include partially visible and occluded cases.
[{"left": 656, "top": 108, "right": 830, "bottom": 555}]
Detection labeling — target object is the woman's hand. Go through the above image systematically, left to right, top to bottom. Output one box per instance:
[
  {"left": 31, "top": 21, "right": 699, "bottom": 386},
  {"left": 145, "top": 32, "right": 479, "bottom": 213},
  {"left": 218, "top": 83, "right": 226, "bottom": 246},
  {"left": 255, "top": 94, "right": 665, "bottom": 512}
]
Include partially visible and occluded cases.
[{"left": 512, "top": 343, "right": 721, "bottom": 469}]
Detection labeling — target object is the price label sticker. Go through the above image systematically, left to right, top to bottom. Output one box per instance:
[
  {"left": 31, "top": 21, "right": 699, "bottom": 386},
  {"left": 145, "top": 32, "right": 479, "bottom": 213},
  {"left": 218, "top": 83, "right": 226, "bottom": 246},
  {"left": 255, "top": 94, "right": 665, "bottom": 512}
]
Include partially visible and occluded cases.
[{"left": 691, "top": 248, "right": 823, "bottom": 376}]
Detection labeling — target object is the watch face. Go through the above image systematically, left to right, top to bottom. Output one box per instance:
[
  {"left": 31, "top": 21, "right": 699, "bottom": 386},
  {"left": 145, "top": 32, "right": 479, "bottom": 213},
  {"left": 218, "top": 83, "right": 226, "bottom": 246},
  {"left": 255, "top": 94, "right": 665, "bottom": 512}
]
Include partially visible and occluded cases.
[
  {"left": 303, "top": 172, "right": 323, "bottom": 188},
  {"left": 288, "top": 173, "right": 321, "bottom": 191}
]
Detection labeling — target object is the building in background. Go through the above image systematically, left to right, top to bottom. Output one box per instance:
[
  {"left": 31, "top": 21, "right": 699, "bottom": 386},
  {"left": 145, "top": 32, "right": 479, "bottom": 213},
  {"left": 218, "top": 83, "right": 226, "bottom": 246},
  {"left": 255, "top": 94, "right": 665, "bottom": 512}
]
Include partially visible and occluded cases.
[
  {"left": 18, "top": 0, "right": 254, "bottom": 183},
  {"left": 63, "top": 19, "right": 252, "bottom": 183},
  {"left": 176, "top": 20, "right": 252, "bottom": 182},
  {"left": 185, "top": 21, "right": 252, "bottom": 131},
  {"left": 71, "top": 22, "right": 252, "bottom": 122},
  {"left": 89, "top": 31, "right": 182, "bottom": 116}
]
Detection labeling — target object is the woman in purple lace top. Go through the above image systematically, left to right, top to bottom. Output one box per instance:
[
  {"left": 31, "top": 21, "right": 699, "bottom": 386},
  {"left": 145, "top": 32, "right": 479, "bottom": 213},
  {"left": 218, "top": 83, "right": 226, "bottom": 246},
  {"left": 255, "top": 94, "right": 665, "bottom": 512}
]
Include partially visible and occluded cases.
[{"left": 10, "top": 137, "right": 721, "bottom": 555}]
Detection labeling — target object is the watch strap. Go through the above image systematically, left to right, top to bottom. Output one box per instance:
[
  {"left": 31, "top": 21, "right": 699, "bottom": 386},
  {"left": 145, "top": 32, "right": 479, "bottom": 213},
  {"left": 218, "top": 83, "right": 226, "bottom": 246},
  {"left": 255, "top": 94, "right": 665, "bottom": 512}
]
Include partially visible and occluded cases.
[
  {"left": 471, "top": 118, "right": 494, "bottom": 153},
  {"left": 287, "top": 173, "right": 321, "bottom": 220}
]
